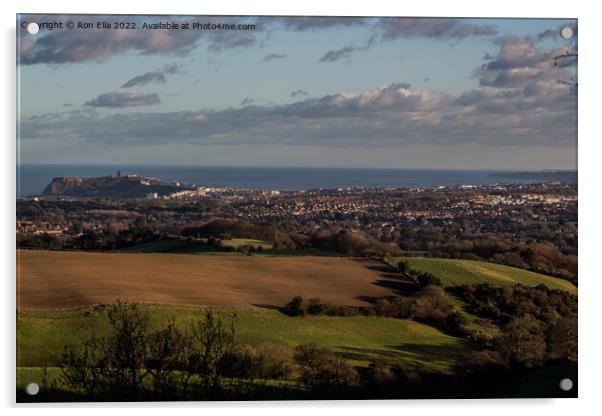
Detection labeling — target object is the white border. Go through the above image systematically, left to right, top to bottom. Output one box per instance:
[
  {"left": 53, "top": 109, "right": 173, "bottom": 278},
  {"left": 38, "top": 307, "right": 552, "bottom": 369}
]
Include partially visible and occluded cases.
[{"left": 2, "top": 0, "right": 600, "bottom": 414}]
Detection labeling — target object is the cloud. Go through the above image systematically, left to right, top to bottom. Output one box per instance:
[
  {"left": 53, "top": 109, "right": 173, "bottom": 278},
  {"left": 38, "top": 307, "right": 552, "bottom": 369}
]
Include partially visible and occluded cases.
[
  {"left": 18, "top": 15, "right": 260, "bottom": 65},
  {"left": 18, "top": 15, "right": 501, "bottom": 66},
  {"left": 275, "top": 16, "right": 366, "bottom": 31},
  {"left": 317, "top": 18, "right": 496, "bottom": 63},
  {"left": 378, "top": 18, "right": 498, "bottom": 41},
  {"left": 20, "top": 19, "right": 201, "bottom": 65},
  {"left": 537, "top": 23, "right": 577, "bottom": 42},
  {"left": 20, "top": 30, "right": 575, "bottom": 151},
  {"left": 208, "top": 32, "right": 256, "bottom": 52},
  {"left": 475, "top": 36, "right": 575, "bottom": 89},
  {"left": 318, "top": 46, "right": 359, "bottom": 63},
  {"left": 264, "top": 53, "right": 287, "bottom": 61},
  {"left": 121, "top": 63, "right": 180, "bottom": 88},
  {"left": 23, "top": 65, "right": 575, "bottom": 150},
  {"left": 121, "top": 71, "right": 167, "bottom": 88},
  {"left": 291, "top": 89, "right": 308, "bottom": 97},
  {"left": 85, "top": 91, "right": 161, "bottom": 108},
  {"left": 241, "top": 98, "right": 254, "bottom": 105}
]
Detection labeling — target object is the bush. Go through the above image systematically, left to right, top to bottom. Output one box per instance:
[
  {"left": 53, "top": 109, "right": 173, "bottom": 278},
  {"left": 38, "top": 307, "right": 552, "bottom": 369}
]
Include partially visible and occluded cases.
[
  {"left": 396, "top": 260, "right": 410, "bottom": 274},
  {"left": 417, "top": 272, "right": 442, "bottom": 288},
  {"left": 414, "top": 285, "right": 453, "bottom": 323},
  {"left": 282, "top": 295, "right": 304, "bottom": 316},
  {"left": 374, "top": 297, "right": 415, "bottom": 319},
  {"left": 306, "top": 298, "right": 327, "bottom": 315},
  {"left": 61, "top": 302, "right": 163, "bottom": 400},
  {"left": 189, "top": 309, "right": 237, "bottom": 397},
  {"left": 445, "top": 310, "right": 469, "bottom": 335},
  {"left": 497, "top": 314, "right": 547, "bottom": 368},
  {"left": 546, "top": 314, "right": 577, "bottom": 362},
  {"left": 146, "top": 318, "right": 193, "bottom": 399},
  {"left": 221, "top": 343, "right": 294, "bottom": 384},
  {"left": 294, "top": 343, "right": 359, "bottom": 387},
  {"left": 220, "top": 344, "right": 256, "bottom": 380},
  {"left": 252, "top": 344, "right": 294, "bottom": 382},
  {"left": 455, "top": 350, "right": 510, "bottom": 384},
  {"left": 365, "top": 363, "right": 399, "bottom": 387}
]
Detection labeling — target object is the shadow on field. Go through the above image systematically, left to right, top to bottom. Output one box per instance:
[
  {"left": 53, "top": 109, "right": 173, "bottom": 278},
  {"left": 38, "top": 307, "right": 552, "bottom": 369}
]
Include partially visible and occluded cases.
[
  {"left": 353, "top": 259, "right": 417, "bottom": 296},
  {"left": 370, "top": 278, "right": 416, "bottom": 295},
  {"left": 251, "top": 303, "right": 282, "bottom": 311},
  {"left": 339, "top": 342, "right": 469, "bottom": 372}
]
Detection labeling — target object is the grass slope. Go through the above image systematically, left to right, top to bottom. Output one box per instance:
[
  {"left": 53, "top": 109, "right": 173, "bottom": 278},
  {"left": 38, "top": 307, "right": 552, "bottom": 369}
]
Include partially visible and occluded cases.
[
  {"left": 220, "top": 238, "right": 274, "bottom": 250},
  {"left": 389, "top": 257, "right": 576, "bottom": 294},
  {"left": 17, "top": 305, "right": 472, "bottom": 374}
]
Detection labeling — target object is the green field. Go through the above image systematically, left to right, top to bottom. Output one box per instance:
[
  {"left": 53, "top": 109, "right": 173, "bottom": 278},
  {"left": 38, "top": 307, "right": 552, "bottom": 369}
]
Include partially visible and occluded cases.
[
  {"left": 121, "top": 238, "right": 273, "bottom": 254},
  {"left": 220, "top": 238, "right": 274, "bottom": 250},
  {"left": 388, "top": 257, "right": 576, "bottom": 294},
  {"left": 17, "top": 305, "right": 472, "bottom": 376}
]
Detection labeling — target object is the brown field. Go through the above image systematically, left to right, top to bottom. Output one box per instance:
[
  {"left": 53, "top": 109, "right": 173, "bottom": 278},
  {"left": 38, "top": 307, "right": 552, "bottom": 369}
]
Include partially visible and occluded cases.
[{"left": 17, "top": 250, "right": 399, "bottom": 309}]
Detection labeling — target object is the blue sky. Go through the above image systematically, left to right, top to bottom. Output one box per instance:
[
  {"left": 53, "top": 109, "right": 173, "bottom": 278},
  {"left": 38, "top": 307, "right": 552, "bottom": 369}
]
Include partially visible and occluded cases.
[{"left": 17, "top": 15, "right": 577, "bottom": 169}]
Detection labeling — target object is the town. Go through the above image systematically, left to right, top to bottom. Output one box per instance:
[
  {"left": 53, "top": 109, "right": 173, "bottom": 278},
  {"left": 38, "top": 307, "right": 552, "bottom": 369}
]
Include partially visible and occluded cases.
[{"left": 17, "top": 181, "right": 578, "bottom": 284}]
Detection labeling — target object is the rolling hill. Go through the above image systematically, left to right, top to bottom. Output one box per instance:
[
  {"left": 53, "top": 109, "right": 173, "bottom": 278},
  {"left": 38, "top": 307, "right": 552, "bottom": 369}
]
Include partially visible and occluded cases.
[{"left": 389, "top": 257, "right": 576, "bottom": 294}]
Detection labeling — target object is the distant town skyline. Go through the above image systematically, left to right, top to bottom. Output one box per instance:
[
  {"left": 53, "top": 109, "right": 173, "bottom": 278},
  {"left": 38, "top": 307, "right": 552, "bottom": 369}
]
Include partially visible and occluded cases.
[{"left": 18, "top": 15, "right": 577, "bottom": 170}]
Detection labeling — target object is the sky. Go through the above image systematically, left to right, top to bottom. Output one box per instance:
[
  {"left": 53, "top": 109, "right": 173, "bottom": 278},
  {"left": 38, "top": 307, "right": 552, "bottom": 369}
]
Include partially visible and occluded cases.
[{"left": 17, "top": 15, "right": 577, "bottom": 170}]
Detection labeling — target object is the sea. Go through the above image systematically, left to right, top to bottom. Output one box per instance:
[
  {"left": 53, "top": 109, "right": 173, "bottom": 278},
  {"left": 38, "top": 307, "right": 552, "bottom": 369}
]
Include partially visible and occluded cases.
[{"left": 16, "top": 164, "right": 561, "bottom": 198}]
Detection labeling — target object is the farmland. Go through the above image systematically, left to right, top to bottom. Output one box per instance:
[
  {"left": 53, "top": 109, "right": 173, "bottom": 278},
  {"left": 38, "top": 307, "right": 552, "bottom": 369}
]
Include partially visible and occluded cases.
[
  {"left": 16, "top": 249, "right": 577, "bottom": 400},
  {"left": 17, "top": 249, "right": 397, "bottom": 309},
  {"left": 388, "top": 257, "right": 576, "bottom": 294},
  {"left": 17, "top": 305, "right": 471, "bottom": 373}
]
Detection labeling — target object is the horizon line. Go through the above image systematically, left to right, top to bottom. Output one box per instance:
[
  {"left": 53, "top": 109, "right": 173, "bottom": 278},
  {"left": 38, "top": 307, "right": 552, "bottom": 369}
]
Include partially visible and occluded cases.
[{"left": 16, "top": 163, "right": 577, "bottom": 173}]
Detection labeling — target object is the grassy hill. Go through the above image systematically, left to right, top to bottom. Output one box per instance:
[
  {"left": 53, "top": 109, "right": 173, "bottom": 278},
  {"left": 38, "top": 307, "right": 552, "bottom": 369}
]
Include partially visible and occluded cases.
[
  {"left": 220, "top": 238, "right": 274, "bottom": 250},
  {"left": 388, "top": 257, "right": 576, "bottom": 294},
  {"left": 17, "top": 305, "right": 472, "bottom": 375}
]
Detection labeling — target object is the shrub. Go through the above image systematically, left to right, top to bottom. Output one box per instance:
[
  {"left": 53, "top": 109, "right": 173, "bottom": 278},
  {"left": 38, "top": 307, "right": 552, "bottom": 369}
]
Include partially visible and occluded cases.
[
  {"left": 396, "top": 260, "right": 410, "bottom": 274},
  {"left": 417, "top": 272, "right": 442, "bottom": 288},
  {"left": 414, "top": 285, "right": 453, "bottom": 323},
  {"left": 282, "top": 295, "right": 304, "bottom": 316},
  {"left": 374, "top": 297, "right": 415, "bottom": 319},
  {"left": 306, "top": 298, "right": 327, "bottom": 315},
  {"left": 61, "top": 302, "right": 156, "bottom": 400},
  {"left": 189, "top": 309, "right": 237, "bottom": 397},
  {"left": 445, "top": 310, "right": 469, "bottom": 335},
  {"left": 497, "top": 314, "right": 547, "bottom": 368},
  {"left": 546, "top": 314, "right": 577, "bottom": 362},
  {"left": 146, "top": 318, "right": 193, "bottom": 399},
  {"left": 293, "top": 343, "right": 359, "bottom": 387},
  {"left": 220, "top": 344, "right": 256, "bottom": 380},
  {"left": 252, "top": 344, "right": 294, "bottom": 382},
  {"left": 455, "top": 350, "right": 510, "bottom": 384},
  {"left": 365, "top": 363, "right": 399, "bottom": 387}
]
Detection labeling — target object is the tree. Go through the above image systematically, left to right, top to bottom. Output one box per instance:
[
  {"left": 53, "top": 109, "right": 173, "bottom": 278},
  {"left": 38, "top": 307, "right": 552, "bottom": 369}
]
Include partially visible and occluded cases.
[
  {"left": 416, "top": 272, "right": 442, "bottom": 288},
  {"left": 283, "top": 295, "right": 304, "bottom": 316},
  {"left": 61, "top": 302, "right": 152, "bottom": 400},
  {"left": 60, "top": 304, "right": 239, "bottom": 401},
  {"left": 189, "top": 309, "right": 236, "bottom": 398},
  {"left": 498, "top": 314, "right": 547, "bottom": 368},
  {"left": 547, "top": 314, "right": 577, "bottom": 362},
  {"left": 146, "top": 318, "right": 193, "bottom": 399},
  {"left": 293, "top": 343, "right": 358, "bottom": 388}
]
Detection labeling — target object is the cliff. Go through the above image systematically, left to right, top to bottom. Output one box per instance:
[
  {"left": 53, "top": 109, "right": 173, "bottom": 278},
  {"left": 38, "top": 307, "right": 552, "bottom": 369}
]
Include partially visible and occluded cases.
[{"left": 41, "top": 175, "right": 186, "bottom": 199}]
